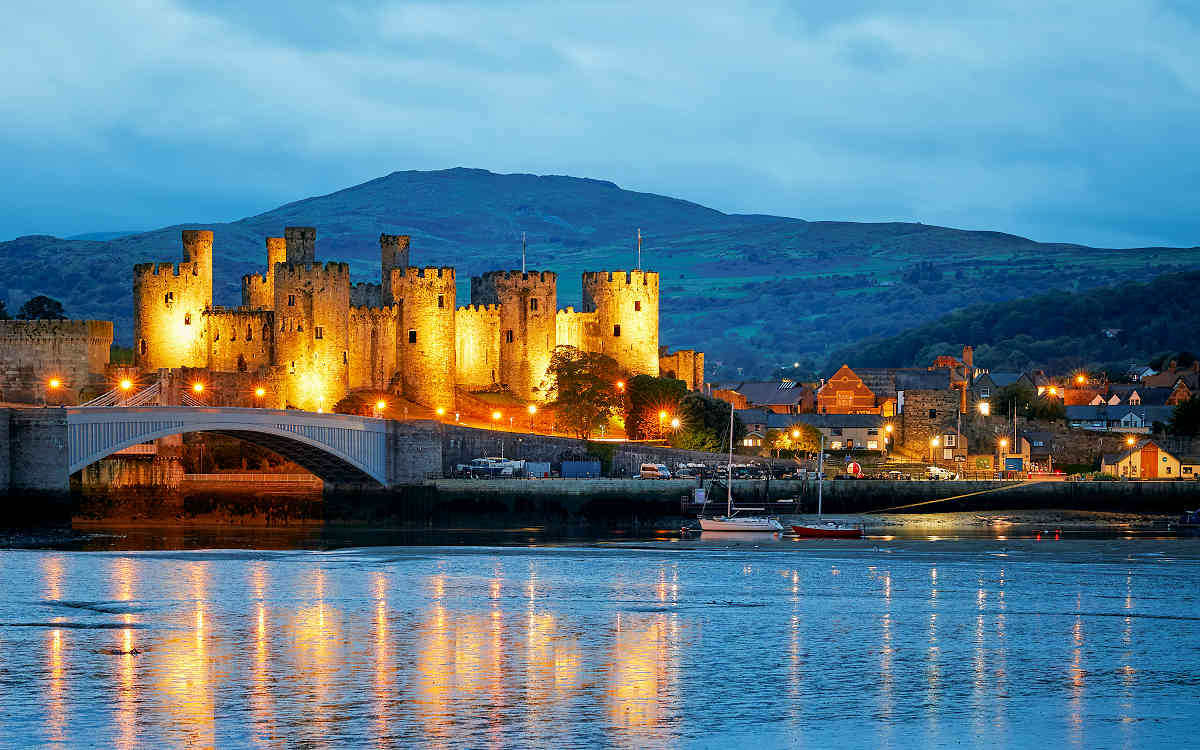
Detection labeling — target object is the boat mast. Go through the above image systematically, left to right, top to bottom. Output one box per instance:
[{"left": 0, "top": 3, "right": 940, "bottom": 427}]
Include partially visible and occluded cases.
[
  {"left": 727, "top": 402, "right": 734, "bottom": 516},
  {"left": 817, "top": 432, "right": 824, "bottom": 518}
]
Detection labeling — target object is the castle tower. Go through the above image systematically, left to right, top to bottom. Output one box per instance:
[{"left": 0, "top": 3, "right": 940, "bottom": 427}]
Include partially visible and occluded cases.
[
  {"left": 284, "top": 226, "right": 316, "bottom": 265},
  {"left": 133, "top": 229, "right": 214, "bottom": 370},
  {"left": 380, "top": 234, "right": 410, "bottom": 301},
  {"left": 241, "top": 236, "right": 287, "bottom": 309},
  {"left": 273, "top": 262, "right": 350, "bottom": 411},
  {"left": 394, "top": 267, "right": 457, "bottom": 411},
  {"left": 471, "top": 270, "right": 557, "bottom": 401},
  {"left": 581, "top": 270, "right": 659, "bottom": 376}
]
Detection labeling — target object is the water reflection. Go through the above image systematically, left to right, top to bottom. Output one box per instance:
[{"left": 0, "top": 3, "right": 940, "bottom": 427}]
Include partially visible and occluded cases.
[{"left": 2, "top": 541, "right": 1197, "bottom": 748}]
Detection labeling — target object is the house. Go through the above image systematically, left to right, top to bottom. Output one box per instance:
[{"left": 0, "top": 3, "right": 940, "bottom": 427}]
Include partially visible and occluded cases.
[
  {"left": 1142, "top": 362, "right": 1200, "bottom": 390},
  {"left": 816, "top": 365, "right": 888, "bottom": 415},
  {"left": 728, "top": 380, "right": 815, "bottom": 414},
  {"left": 1066, "top": 404, "right": 1174, "bottom": 432},
  {"left": 738, "top": 408, "right": 889, "bottom": 451},
  {"left": 1020, "top": 430, "right": 1056, "bottom": 471},
  {"left": 1101, "top": 439, "right": 1185, "bottom": 479}
]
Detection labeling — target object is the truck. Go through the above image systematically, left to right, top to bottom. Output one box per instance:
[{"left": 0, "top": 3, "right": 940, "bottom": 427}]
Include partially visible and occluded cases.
[{"left": 455, "top": 457, "right": 526, "bottom": 478}]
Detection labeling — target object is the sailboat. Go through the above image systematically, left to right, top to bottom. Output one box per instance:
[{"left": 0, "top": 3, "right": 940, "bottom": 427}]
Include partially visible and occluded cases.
[
  {"left": 698, "top": 405, "right": 782, "bottom": 532},
  {"left": 791, "top": 433, "right": 864, "bottom": 539}
]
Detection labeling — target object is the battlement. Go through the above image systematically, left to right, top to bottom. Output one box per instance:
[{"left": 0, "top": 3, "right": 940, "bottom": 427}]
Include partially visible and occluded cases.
[
  {"left": 284, "top": 226, "right": 316, "bottom": 264},
  {"left": 284, "top": 226, "right": 316, "bottom": 241},
  {"left": 181, "top": 229, "right": 213, "bottom": 247},
  {"left": 380, "top": 234, "right": 410, "bottom": 250},
  {"left": 133, "top": 261, "right": 202, "bottom": 278},
  {"left": 276, "top": 261, "right": 350, "bottom": 279},
  {"left": 400, "top": 266, "right": 455, "bottom": 280},
  {"left": 477, "top": 270, "right": 557, "bottom": 283},
  {"left": 582, "top": 270, "right": 659, "bottom": 286},
  {"left": 350, "top": 282, "right": 382, "bottom": 308},
  {"left": 349, "top": 303, "right": 400, "bottom": 320},
  {"left": 457, "top": 304, "right": 500, "bottom": 315},
  {"left": 204, "top": 306, "right": 272, "bottom": 322},
  {"left": 0, "top": 319, "right": 113, "bottom": 341}
]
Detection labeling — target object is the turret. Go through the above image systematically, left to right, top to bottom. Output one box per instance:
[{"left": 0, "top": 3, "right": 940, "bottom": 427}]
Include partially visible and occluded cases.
[
  {"left": 284, "top": 226, "right": 316, "bottom": 265},
  {"left": 132, "top": 230, "right": 214, "bottom": 370},
  {"left": 380, "top": 234, "right": 410, "bottom": 300},
  {"left": 273, "top": 262, "right": 350, "bottom": 410},
  {"left": 395, "top": 267, "right": 457, "bottom": 411},
  {"left": 471, "top": 270, "right": 557, "bottom": 400},
  {"left": 581, "top": 270, "right": 659, "bottom": 376}
]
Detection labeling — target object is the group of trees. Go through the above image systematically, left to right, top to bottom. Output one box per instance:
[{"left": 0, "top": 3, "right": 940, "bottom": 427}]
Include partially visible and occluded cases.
[
  {"left": 0, "top": 295, "right": 67, "bottom": 321},
  {"left": 543, "top": 345, "right": 743, "bottom": 447}
]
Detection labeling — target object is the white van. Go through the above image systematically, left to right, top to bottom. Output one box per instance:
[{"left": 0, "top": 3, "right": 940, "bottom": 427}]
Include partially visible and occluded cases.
[
  {"left": 640, "top": 463, "right": 671, "bottom": 479},
  {"left": 927, "top": 465, "right": 959, "bottom": 480}
]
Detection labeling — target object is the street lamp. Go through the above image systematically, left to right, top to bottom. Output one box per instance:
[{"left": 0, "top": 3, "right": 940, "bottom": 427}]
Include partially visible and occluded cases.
[
  {"left": 1076, "top": 373, "right": 1087, "bottom": 385},
  {"left": 48, "top": 378, "right": 61, "bottom": 390},
  {"left": 120, "top": 379, "right": 133, "bottom": 392},
  {"left": 616, "top": 380, "right": 625, "bottom": 392},
  {"left": 375, "top": 400, "right": 387, "bottom": 418},
  {"left": 978, "top": 401, "right": 990, "bottom": 416},
  {"left": 527, "top": 404, "right": 537, "bottom": 432},
  {"left": 436, "top": 407, "right": 445, "bottom": 418},
  {"left": 492, "top": 411, "right": 502, "bottom": 427},
  {"left": 671, "top": 417, "right": 680, "bottom": 430},
  {"left": 1125, "top": 435, "right": 1136, "bottom": 479},
  {"left": 930, "top": 436, "right": 940, "bottom": 463}
]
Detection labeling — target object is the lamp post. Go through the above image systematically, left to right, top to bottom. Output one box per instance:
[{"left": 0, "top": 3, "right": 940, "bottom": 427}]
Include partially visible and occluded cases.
[
  {"left": 45, "top": 377, "right": 62, "bottom": 406},
  {"left": 119, "top": 378, "right": 133, "bottom": 407},
  {"left": 254, "top": 386, "right": 266, "bottom": 408},
  {"left": 374, "top": 400, "right": 387, "bottom": 418},
  {"left": 527, "top": 404, "right": 537, "bottom": 432},
  {"left": 658, "top": 410, "right": 667, "bottom": 440},
  {"left": 1124, "top": 435, "right": 1136, "bottom": 479},
  {"left": 930, "top": 436, "right": 940, "bottom": 464},
  {"left": 998, "top": 437, "right": 1008, "bottom": 476}
]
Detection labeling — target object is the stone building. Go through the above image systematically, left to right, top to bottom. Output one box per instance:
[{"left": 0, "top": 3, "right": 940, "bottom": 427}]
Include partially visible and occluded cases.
[
  {"left": 132, "top": 227, "right": 698, "bottom": 412},
  {"left": 0, "top": 320, "right": 113, "bottom": 404}
]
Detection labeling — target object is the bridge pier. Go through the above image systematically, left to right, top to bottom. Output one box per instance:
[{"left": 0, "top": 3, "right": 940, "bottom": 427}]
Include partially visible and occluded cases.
[{"left": 0, "top": 408, "right": 71, "bottom": 522}]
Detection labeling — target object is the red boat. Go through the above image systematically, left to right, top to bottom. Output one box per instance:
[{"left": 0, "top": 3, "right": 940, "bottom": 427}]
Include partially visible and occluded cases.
[{"left": 791, "top": 522, "right": 864, "bottom": 539}]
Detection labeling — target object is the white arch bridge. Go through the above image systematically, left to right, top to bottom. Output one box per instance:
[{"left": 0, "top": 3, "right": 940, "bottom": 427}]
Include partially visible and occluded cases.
[{"left": 66, "top": 407, "right": 440, "bottom": 487}]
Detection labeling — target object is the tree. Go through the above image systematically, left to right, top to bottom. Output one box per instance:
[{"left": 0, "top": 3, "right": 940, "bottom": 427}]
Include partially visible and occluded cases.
[
  {"left": 17, "top": 295, "right": 66, "bottom": 320},
  {"left": 0, "top": 299, "right": 8, "bottom": 320},
  {"left": 542, "top": 346, "right": 625, "bottom": 439},
  {"left": 625, "top": 374, "right": 688, "bottom": 439},
  {"left": 671, "top": 392, "right": 744, "bottom": 452},
  {"left": 1168, "top": 396, "right": 1200, "bottom": 437},
  {"left": 767, "top": 423, "right": 823, "bottom": 457}
]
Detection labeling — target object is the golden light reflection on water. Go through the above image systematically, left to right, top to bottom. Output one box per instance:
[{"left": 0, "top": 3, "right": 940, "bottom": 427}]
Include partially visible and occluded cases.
[
  {"left": 111, "top": 557, "right": 137, "bottom": 750},
  {"left": 154, "top": 561, "right": 214, "bottom": 748},
  {"left": 250, "top": 563, "right": 275, "bottom": 745},
  {"left": 290, "top": 568, "right": 339, "bottom": 745},
  {"left": 373, "top": 572, "right": 391, "bottom": 748},
  {"left": 609, "top": 617, "right": 676, "bottom": 732},
  {"left": 46, "top": 627, "right": 66, "bottom": 745}
]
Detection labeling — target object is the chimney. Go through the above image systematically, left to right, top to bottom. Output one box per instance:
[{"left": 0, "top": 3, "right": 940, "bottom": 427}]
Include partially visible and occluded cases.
[{"left": 962, "top": 345, "right": 974, "bottom": 370}]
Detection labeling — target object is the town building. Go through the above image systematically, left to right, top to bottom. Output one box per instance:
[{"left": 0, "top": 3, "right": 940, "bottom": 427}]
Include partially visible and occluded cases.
[
  {"left": 713, "top": 380, "right": 814, "bottom": 415},
  {"left": 1101, "top": 438, "right": 1196, "bottom": 479}
]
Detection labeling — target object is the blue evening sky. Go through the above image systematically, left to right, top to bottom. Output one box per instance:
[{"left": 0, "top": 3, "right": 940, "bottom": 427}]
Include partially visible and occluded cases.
[{"left": 2, "top": 0, "right": 1197, "bottom": 247}]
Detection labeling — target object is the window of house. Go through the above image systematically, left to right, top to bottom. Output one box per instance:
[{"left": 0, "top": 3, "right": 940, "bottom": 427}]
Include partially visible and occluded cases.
[
  {"left": 164, "top": 292, "right": 174, "bottom": 304},
  {"left": 437, "top": 294, "right": 444, "bottom": 308},
  {"left": 288, "top": 295, "right": 296, "bottom": 307},
  {"left": 530, "top": 298, "right": 538, "bottom": 311},
  {"left": 634, "top": 300, "right": 641, "bottom": 311},
  {"left": 183, "top": 313, "right": 192, "bottom": 326},
  {"left": 296, "top": 322, "right": 303, "bottom": 332},
  {"left": 613, "top": 324, "right": 621, "bottom": 337},
  {"left": 315, "top": 327, "right": 323, "bottom": 340},
  {"left": 409, "top": 329, "right": 417, "bottom": 343},
  {"left": 505, "top": 330, "right": 514, "bottom": 343},
  {"left": 343, "top": 351, "right": 348, "bottom": 364},
  {"left": 980, "top": 387, "right": 990, "bottom": 398},
  {"left": 929, "top": 409, "right": 937, "bottom": 419},
  {"left": 832, "top": 428, "right": 843, "bottom": 436},
  {"left": 867, "top": 429, "right": 879, "bottom": 436},
  {"left": 944, "top": 433, "right": 956, "bottom": 447},
  {"left": 867, "top": 440, "right": 879, "bottom": 449},
  {"left": 831, "top": 441, "right": 843, "bottom": 449}
]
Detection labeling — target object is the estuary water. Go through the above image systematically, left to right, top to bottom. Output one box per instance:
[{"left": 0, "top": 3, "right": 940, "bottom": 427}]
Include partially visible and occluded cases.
[{"left": 1, "top": 534, "right": 1198, "bottom": 748}]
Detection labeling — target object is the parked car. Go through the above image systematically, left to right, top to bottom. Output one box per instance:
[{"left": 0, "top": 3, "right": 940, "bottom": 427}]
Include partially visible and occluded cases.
[
  {"left": 455, "top": 457, "right": 526, "bottom": 478},
  {"left": 639, "top": 463, "right": 672, "bottom": 479},
  {"left": 927, "top": 465, "right": 959, "bottom": 480}
]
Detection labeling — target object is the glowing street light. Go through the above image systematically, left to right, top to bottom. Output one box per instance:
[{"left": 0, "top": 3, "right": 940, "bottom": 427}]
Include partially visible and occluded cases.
[
  {"left": 1076, "top": 374, "right": 1087, "bottom": 385},
  {"left": 48, "top": 378, "right": 61, "bottom": 390},
  {"left": 119, "top": 379, "right": 133, "bottom": 391},
  {"left": 616, "top": 380, "right": 625, "bottom": 391},
  {"left": 192, "top": 382, "right": 204, "bottom": 394},
  {"left": 254, "top": 387, "right": 266, "bottom": 398},
  {"left": 376, "top": 399, "right": 387, "bottom": 412},
  {"left": 978, "top": 400, "right": 990, "bottom": 416},
  {"left": 527, "top": 404, "right": 537, "bottom": 431},
  {"left": 436, "top": 407, "right": 445, "bottom": 417},
  {"left": 492, "top": 411, "right": 502, "bottom": 423},
  {"left": 670, "top": 417, "right": 681, "bottom": 430},
  {"left": 791, "top": 429, "right": 800, "bottom": 439},
  {"left": 1125, "top": 434, "right": 1137, "bottom": 478},
  {"left": 999, "top": 438, "right": 1009, "bottom": 449}
]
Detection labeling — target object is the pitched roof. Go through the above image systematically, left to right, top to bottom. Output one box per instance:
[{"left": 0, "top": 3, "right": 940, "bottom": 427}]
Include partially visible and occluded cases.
[
  {"left": 851, "top": 368, "right": 899, "bottom": 400},
  {"left": 895, "top": 370, "right": 952, "bottom": 391},
  {"left": 988, "top": 372, "right": 1024, "bottom": 387},
  {"left": 732, "top": 381, "right": 812, "bottom": 406},
  {"left": 791, "top": 413, "right": 886, "bottom": 429}
]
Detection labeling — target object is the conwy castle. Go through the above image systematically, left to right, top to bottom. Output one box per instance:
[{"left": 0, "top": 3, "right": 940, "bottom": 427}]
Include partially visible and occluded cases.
[{"left": 128, "top": 228, "right": 703, "bottom": 412}]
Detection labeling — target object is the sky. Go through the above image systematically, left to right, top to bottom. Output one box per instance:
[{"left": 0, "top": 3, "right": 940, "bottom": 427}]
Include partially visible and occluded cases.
[{"left": 2, "top": 0, "right": 1198, "bottom": 248}]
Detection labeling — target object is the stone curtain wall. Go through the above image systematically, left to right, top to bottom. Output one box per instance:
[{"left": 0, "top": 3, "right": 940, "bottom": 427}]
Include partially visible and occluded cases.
[
  {"left": 471, "top": 271, "right": 558, "bottom": 401},
  {"left": 348, "top": 305, "right": 400, "bottom": 392},
  {"left": 455, "top": 305, "right": 501, "bottom": 389},
  {"left": 204, "top": 308, "right": 274, "bottom": 373},
  {"left": 0, "top": 320, "right": 113, "bottom": 403},
  {"left": 659, "top": 349, "right": 704, "bottom": 390}
]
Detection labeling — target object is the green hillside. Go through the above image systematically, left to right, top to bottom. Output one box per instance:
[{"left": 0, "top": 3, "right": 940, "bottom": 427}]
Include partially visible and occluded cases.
[
  {"left": 2, "top": 168, "right": 1198, "bottom": 379},
  {"left": 827, "top": 270, "right": 1200, "bottom": 375}
]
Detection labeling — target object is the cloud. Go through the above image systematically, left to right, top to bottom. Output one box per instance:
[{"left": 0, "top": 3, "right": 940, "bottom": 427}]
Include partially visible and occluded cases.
[{"left": 1, "top": 0, "right": 1197, "bottom": 247}]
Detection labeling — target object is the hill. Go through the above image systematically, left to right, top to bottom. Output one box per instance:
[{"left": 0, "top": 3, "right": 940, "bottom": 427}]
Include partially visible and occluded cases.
[
  {"left": 2, "top": 167, "right": 1198, "bottom": 379},
  {"left": 827, "top": 270, "right": 1200, "bottom": 375}
]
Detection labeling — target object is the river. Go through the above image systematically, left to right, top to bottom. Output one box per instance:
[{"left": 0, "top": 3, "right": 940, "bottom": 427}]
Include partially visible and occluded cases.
[{"left": 1, "top": 530, "right": 1197, "bottom": 748}]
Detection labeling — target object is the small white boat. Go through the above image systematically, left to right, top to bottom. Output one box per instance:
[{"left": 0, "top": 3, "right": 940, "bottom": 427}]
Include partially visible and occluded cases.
[
  {"left": 698, "top": 406, "right": 781, "bottom": 533},
  {"left": 700, "top": 515, "right": 783, "bottom": 532}
]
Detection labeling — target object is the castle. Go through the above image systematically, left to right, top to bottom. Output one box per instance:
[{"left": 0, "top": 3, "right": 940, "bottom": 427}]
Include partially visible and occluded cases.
[{"left": 133, "top": 227, "right": 702, "bottom": 412}]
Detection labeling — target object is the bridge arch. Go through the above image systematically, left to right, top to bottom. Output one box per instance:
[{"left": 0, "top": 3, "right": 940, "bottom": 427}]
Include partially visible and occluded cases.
[{"left": 67, "top": 407, "right": 390, "bottom": 486}]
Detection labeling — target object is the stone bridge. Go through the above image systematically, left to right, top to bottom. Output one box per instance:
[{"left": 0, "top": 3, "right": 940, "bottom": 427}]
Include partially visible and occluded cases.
[{"left": 0, "top": 406, "right": 442, "bottom": 494}]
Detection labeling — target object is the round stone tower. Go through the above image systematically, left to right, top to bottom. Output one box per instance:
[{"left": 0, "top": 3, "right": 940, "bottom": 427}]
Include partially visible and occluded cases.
[
  {"left": 284, "top": 226, "right": 316, "bottom": 265},
  {"left": 132, "top": 229, "right": 213, "bottom": 370},
  {"left": 380, "top": 234, "right": 410, "bottom": 301},
  {"left": 266, "top": 236, "right": 287, "bottom": 269},
  {"left": 273, "top": 262, "right": 350, "bottom": 411},
  {"left": 397, "top": 267, "right": 457, "bottom": 411},
  {"left": 471, "top": 270, "right": 557, "bottom": 401},
  {"left": 581, "top": 270, "right": 659, "bottom": 376}
]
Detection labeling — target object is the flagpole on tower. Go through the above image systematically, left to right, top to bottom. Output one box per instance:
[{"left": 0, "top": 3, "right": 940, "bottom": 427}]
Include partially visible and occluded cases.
[
  {"left": 637, "top": 228, "right": 642, "bottom": 270},
  {"left": 522, "top": 232, "right": 526, "bottom": 274}
]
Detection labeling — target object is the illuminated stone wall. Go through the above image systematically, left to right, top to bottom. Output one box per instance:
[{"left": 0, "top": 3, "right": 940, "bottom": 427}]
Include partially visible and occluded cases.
[
  {"left": 133, "top": 230, "right": 213, "bottom": 370},
  {"left": 379, "top": 234, "right": 410, "bottom": 301},
  {"left": 240, "top": 237, "right": 286, "bottom": 309},
  {"left": 273, "top": 262, "right": 350, "bottom": 411},
  {"left": 394, "top": 266, "right": 456, "bottom": 411},
  {"left": 471, "top": 270, "right": 557, "bottom": 400},
  {"left": 581, "top": 270, "right": 659, "bottom": 376},
  {"left": 348, "top": 304, "right": 400, "bottom": 392},
  {"left": 454, "top": 304, "right": 500, "bottom": 389},
  {"left": 203, "top": 308, "right": 274, "bottom": 373},
  {"left": 555, "top": 308, "right": 600, "bottom": 353},
  {"left": 0, "top": 320, "right": 113, "bottom": 403},
  {"left": 659, "top": 348, "right": 704, "bottom": 390}
]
